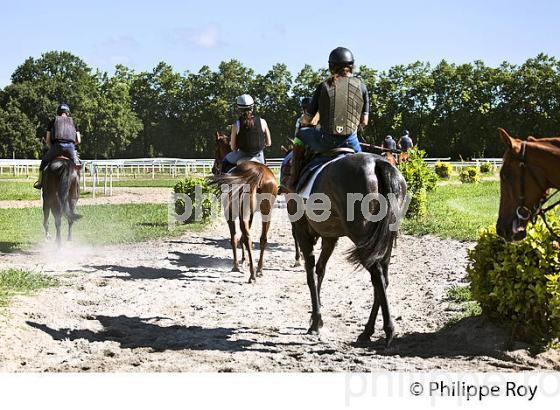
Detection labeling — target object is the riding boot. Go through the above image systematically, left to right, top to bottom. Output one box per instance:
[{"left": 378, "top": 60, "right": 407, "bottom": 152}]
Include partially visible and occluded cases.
[
  {"left": 287, "top": 144, "right": 306, "bottom": 192},
  {"left": 33, "top": 171, "right": 44, "bottom": 190}
]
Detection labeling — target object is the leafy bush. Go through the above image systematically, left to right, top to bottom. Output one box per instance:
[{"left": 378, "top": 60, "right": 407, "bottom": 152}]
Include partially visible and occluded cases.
[
  {"left": 398, "top": 148, "right": 438, "bottom": 218},
  {"left": 434, "top": 161, "right": 453, "bottom": 179},
  {"left": 479, "top": 162, "right": 493, "bottom": 174},
  {"left": 459, "top": 166, "right": 480, "bottom": 183},
  {"left": 173, "top": 177, "right": 218, "bottom": 223},
  {"left": 467, "top": 213, "right": 560, "bottom": 340}
]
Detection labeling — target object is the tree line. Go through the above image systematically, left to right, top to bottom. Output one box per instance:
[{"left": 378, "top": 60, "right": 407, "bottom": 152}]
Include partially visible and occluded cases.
[{"left": 1, "top": 51, "right": 559, "bottom": 160}]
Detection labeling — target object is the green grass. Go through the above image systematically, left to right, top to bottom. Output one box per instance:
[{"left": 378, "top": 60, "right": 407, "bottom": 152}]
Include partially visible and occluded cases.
[
  {"left": 0, "top": 178, "right": 181, "bottom": 200},
  {"left": 111, "top": 178, "right": 180, "bottom": 188},
  {"left": 402, "top": 180, "right": 500, "bottom": 241},
  {"left": 0, "top": 181, "right": 41, "bottom": 201},
  {"left": 0, "top": 203, "right": 203, "bottom": 252},
  {"left": 0, "top": 269, "right": 58, "bottom": 307},
  {"left": 445, "top": 284, "right": 482, "bottom": 326},
  {"left": 447, "top": 285, "right": 473, "bottom": 303}
]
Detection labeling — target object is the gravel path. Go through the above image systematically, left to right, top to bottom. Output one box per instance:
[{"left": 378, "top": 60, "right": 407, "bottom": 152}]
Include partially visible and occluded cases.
[
  {"left": 0, "top": 187, "right": 171, "bottom": 208},
  {"left": 0, "top": 199, "right": 558, "bottom": 372}
]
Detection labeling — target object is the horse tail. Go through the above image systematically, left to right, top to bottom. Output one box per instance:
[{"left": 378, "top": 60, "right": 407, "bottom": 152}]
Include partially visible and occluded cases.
[
  {"left": 53, "top": 160, "right": 81, "bottom": 222},
  {"left": 347, "top": 160, "right": 405, "bottom": 270},
  {"left": 208, "top": 162, "right": 264, "bottom": 195}
]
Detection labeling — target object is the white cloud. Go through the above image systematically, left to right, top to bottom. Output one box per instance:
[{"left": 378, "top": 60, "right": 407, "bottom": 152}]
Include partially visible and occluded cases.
[{"left": 171, "top": 24, "right": 223, "bottom": 49}]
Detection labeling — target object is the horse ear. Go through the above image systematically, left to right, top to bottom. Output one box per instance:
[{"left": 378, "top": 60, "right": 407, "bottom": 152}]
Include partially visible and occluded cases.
[
  {"left": 498, "top": 128, "right": 521, "bottom": 153},
  {"left": 215, "top": 131, "right": 220, "bottom": 141}
]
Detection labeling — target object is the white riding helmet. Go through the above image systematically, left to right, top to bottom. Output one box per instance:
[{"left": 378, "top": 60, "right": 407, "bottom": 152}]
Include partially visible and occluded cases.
[{"left": 236, "top": 94, "right": 254, "bottom": 109}]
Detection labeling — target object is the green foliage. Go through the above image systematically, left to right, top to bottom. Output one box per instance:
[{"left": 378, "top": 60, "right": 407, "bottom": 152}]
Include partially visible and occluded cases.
[
  {"left": 398, "top": 147, "right": 438, "bottom": 217},
  {"left": 434, "top": 161, "right": 453, "bottom": 179},
  {"left": 479, "top": 162, "right": 493, "bottom": 174},
  {"left": 460, "top": 166, "right": 480, "bottom": 183},
  {"left": 173, "top": 177, "right": 219, "bottom": 223},
  {"left": 467, "top": 214, "right": 560, "bottom": 340},
  {"left": 0, "top": 269, "right": 57, "bottom": 307}
]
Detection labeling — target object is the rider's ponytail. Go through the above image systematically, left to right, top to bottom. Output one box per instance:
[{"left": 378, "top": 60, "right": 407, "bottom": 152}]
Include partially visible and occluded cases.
[
  {"left": 327, "top": 66, "right": 352, "bottom": 86},
  {"left": 239, "top": 109, "right": 255, "bottom": 130}
]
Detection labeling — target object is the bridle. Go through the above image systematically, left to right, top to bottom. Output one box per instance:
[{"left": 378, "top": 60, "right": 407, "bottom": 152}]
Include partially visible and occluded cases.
[{"left": 516, "top": 141, "right": 560, "bottom": 239}]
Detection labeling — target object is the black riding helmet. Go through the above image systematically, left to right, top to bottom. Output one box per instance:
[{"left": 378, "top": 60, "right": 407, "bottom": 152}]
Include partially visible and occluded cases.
[
  {"left": 328, "top": 47, "right": 355, "bottom": 72},
  {"left": 300, "top": 97, "right": 311, "bottom": 109},
  {"left": 56, "top": 103, "right": 70, "bottom": 116}
]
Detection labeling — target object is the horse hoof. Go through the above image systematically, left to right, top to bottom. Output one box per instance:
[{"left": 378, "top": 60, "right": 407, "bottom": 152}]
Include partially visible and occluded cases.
[
  {"left": 292, "top": 260, "right": 301, "bottom": 268},
  {"left": 231, "top": 266, "right": 240, "bottom": 272},
  {"left": 256, "top": 270, "right": 263, "bottom": 277},
  {"left": 248, "top": 276, "right": 256, "bottom": 284},
  {"left": 384, "top": 327, "right": 395, "bottom": 348},
  {"left": 306, "top": 328, "right": 319, "bottom": 336},
  {"left": 357, "top": 333, "right": 371, "bottom": 343}
]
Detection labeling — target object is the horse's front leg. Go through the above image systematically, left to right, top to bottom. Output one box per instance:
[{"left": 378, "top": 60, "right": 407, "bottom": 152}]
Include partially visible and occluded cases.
[
  {"left": 54, "top": 211, "right": 62, "bottom": 247},
  {"left": 240, "top": 218, "right": 255, "bottom": 283},
  {"left": 315, "top": 237, "right": 338, "bottom": 307}
]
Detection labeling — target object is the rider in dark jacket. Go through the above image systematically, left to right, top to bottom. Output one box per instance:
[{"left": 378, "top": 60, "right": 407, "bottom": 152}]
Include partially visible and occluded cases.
[
  {"left": 287, "top": 47, "right": 370, "bottom": 190},
  {"left": 34, "top": 103, "right": 81, "bottom": 189}
]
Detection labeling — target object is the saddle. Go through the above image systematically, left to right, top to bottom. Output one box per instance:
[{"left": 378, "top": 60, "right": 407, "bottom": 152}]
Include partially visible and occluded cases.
[{"left": 295, "top": 147, "right": 354, "bottom": 193}]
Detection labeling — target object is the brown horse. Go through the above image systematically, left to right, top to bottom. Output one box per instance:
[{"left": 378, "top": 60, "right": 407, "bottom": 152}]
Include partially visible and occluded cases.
[
  {"left": 496, "top": 128, "right": 560, "bottom": 241},
  {"left": 209, "top": 132, "right": 279, "bottom": 283}
]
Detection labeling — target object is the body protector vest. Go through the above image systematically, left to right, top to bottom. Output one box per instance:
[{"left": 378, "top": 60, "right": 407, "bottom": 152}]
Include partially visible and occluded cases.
[
  {"left": 318, "top": 76, "right": 364, "bottom": 136},
  {"left": 52, "top": 116, "right": 77, "bottom": 143},
  {"left": 236, "top": 116, "right": 265, "bottom": 155},
  {"left": 400, "top": 135, "right": 413, "bottom": 150},
  {"left": 384, "top": 137, "right": 396, "bottom": 150}
]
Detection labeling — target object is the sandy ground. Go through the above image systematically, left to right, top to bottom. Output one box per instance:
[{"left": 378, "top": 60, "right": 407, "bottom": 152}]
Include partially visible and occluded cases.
[
  {"left": 0, "top": 187, "right": 171, "bottom": 208},
  {"left": 0, "top": 198, "right": 559, "bottom": 372}
]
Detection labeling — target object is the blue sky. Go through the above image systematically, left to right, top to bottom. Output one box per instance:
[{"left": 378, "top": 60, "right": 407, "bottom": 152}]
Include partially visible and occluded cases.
[{"left": 1, "top": 0, "right": 559, "bottom": 87}]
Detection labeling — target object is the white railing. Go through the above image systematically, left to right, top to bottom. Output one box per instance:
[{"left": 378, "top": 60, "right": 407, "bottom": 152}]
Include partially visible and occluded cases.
[{"left": 0, "top": 157, "right": 502, "bottom": 196}]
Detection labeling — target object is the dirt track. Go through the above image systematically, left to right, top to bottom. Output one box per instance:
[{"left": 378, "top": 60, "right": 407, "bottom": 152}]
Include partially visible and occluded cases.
[{"left": 0, "top": 199, "right": 559, "bottom": 372}]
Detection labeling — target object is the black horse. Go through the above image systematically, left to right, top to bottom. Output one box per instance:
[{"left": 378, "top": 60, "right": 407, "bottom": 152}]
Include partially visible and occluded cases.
[
  {"left": 290, "top": 152, "right": 407, "bottom": 347},
  {"left": 42, "top": 158, "right": 82, "bottom": 245}
]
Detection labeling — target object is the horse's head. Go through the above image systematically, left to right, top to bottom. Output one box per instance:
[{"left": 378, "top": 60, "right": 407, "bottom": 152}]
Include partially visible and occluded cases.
[
  {"left": 496, "top": 128, "right": 549, "bottom": 241},
  {"left": 212, "top": 131, "right": 232, "bottom": 175}
]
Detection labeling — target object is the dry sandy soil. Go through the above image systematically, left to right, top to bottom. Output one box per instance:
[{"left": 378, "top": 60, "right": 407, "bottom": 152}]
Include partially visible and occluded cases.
[{"left": 0, "top": 199, "right": 559, "bottom": 372}]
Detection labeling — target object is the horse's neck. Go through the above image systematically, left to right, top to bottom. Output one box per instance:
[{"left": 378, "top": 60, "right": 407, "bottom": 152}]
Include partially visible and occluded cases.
[{"left": 529, "top": 141, "right": 560, "bottom": 188}]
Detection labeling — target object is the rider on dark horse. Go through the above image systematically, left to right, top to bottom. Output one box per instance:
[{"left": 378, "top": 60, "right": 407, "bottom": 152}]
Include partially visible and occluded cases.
[
  {"left": 287, "top": 47, "right": 370, "bottom": 191},
  {"left": 220, "top": 94, "right": 272, "bottom": 173},
  {"left": 34, "top": 103, "right": 81, "bottom": 189},
  {"left": 398, "top": 129, "right": 414, "bottom": 151},
  {"left": 382, "top": 135, "right": 397, "bottom": 151}
]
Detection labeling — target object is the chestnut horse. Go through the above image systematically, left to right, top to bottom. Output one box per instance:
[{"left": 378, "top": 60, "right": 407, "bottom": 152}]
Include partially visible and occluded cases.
[
  {"left": 496, "top": 128, "right": 560, "bottom": 241},
  {"left": 209, "top": 132, "right": 279, "bottom": 283}
]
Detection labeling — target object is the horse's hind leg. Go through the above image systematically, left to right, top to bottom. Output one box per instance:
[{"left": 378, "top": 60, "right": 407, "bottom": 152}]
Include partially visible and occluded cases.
[
  {"left": 43, "top": 206, "right": 51, "bottom": 240},
  {"left": 53, "top": 210, "right": 62, "bottom": 247},
  {"left": 240, "top": 218, "right": 256, "bottom": 283},
  {"left": 227, "top": 220, "right": 240, "bottom": 272},
  {"left": 291, "top": 222, "right": 301, "bottom": 267},
  {"left": 316, "top": 237, "right": 337, "bottom": 306},
  {"left": 360, "top": 261, "right": 394, "bottom": 347}
]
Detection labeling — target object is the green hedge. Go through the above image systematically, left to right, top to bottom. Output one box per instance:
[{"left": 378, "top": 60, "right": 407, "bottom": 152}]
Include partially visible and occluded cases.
[
  {"left": 398, "top": 148, "right": 438, "bottom": 218},
  {"left": 434, "top": 161, "right": 453, "bottom": 179},
  {"left": 479, "top": 162, "right": 493, "bottom": 174},
  {"left": 460, "top": 166, "right": 480, "bottom": 183},
  {"left": 173, "top": 177, "right": 219, "bottom": 223},
  {"left": 467, "top": 214, "right": 560, "bottom": 341}
]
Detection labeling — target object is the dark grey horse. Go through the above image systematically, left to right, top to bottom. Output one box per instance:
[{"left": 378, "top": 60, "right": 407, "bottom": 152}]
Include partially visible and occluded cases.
[
  {"left": 291, "top": 153, "right": 407, "bottom": 347},
  {"left": 42, "top": 158, "right": 82, "bottom": 245}
]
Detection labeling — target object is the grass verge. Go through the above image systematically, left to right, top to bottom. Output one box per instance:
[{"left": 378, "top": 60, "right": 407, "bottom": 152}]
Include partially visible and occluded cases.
[
  {"left": 402, "top": 180, "right": 500, "bottom": 241},
  {"left": 0, "top": 203, "right": 204, "bottom": 252},
  {"left": 0, "top": 269, "right": 58, "bottom": 307}
]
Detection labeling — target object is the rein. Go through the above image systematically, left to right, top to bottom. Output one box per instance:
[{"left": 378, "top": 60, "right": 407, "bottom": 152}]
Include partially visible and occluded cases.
[{"left": 517, "top": 141, "right": 560, "bottom": 239}]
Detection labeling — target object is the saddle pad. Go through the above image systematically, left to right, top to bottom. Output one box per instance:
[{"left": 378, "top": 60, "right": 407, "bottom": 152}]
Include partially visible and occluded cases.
[{"left": 298, "top": 155, "right": 346, "bottom": 200}]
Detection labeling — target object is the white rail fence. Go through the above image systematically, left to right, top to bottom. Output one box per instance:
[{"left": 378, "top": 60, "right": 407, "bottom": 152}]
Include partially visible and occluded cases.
[{"left": 0, "top": 157, "right": 503, "bottom": 197}]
